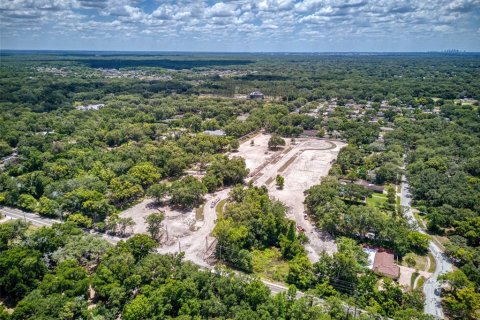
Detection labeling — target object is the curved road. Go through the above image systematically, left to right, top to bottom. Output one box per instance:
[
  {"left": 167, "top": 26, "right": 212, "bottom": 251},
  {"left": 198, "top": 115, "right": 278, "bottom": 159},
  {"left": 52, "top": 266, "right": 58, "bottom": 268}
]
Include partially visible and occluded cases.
[{"left": 400, "top": 177, "right": 452, "bottom": 319}]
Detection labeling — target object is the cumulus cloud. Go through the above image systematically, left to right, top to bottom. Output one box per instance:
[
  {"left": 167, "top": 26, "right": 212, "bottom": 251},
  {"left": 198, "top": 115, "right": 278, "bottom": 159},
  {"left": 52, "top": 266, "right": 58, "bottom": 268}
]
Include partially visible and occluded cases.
[
  {"left": 1, "top": 0, "right": 479, "bottom": 51},
  {"left": 206, "top": 2, "right": 237, "bottom": 17}
]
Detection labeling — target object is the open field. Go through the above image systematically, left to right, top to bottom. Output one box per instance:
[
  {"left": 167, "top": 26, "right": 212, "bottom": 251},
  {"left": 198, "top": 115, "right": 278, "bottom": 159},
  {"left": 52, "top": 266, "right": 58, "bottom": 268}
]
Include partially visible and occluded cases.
[
  {"left": 233, "top": 133, "right": 295, "bottom": 173},
  {"left": 154, "top": 189, "right": 230, "bottom": 267},
  {"left": 399, "top": 253, "right": 429, "bottom": 271}
]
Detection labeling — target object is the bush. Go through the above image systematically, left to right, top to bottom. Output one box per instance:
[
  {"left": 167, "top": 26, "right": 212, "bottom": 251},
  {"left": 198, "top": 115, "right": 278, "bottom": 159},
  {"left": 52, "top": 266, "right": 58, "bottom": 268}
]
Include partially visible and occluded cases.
[
  {"left": 17, "top": 194, "right": 39, "bottom": 212},
  {"left": 67, "top": 213, "right": 93, "bottom": 229}
]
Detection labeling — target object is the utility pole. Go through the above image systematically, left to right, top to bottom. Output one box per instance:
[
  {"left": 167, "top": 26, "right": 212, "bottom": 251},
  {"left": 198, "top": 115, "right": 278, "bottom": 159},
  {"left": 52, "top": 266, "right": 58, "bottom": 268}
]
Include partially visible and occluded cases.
[{"left": 178, "top": 241, "right": 181, "bottom": 253}]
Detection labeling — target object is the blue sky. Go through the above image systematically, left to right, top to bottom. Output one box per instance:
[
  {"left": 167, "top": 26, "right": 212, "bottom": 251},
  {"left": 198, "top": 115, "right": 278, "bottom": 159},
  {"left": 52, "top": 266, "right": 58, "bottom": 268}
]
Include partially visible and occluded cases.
[{"left": 1, "top": 0, "right": 479, "bottom": 52}]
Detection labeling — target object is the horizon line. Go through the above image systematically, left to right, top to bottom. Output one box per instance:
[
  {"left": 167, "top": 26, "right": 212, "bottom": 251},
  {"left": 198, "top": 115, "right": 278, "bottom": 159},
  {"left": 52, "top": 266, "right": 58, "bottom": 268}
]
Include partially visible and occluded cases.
[{"left": 1, "top": 49, "right": 478, "bottom": 54}]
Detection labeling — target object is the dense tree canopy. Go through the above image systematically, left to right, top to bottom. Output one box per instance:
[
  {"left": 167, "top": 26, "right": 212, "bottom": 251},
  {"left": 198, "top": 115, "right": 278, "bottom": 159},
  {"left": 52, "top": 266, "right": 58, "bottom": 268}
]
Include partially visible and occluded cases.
[{"left": 1, "top": 52, "right": 478, "bottom": 319}]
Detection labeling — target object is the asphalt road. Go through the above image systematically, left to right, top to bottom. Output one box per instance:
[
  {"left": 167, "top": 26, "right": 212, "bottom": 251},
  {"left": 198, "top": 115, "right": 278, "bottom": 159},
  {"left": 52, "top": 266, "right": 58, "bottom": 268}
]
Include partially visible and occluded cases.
[
  {"left": 400, "top": 177, "right": 452, "bottom": 319},
  {"left": 0, "top": 205, "right": 58, "bottom": 227},
  {"left": 0, "top": 206, "right": 121, "bottom": 245}
]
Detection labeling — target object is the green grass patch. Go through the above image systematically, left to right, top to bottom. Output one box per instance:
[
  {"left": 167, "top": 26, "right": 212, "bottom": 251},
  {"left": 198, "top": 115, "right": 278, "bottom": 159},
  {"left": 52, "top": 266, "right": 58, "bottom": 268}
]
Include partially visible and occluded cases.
[
  {"left": 366, "top": 194, "right": 388, "bottom": 208},
  {"left": 396, "top": 196, "right": 401, "bottom": 214},
  {"left": 216, "top": 199, "right": 227, "bottom": 219},
  {"left": 195, "top": 204, "right": 205, "bottom": 221},
  {"left": 413, "top": 211, "right": 426, "bottom": 229},
  {"left": 251, "top": 247, "right": 289, "bottom": 282},
  {"left": 428, "top": 252, "right": 437, "bottom": 273},
  {"left": 399, "top": 253, "right": 428, "bottom": 271},
  {"left": 411, "top": 272, "right": 420, "bottom": 289},
  {"left": 417, "top": 276, "right": 426, "bottom": 289}
]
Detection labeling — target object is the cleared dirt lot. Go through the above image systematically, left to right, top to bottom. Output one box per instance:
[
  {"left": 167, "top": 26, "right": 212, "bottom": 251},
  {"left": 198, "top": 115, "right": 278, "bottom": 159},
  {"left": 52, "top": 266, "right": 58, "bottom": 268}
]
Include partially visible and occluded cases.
[
  {"left": 120, "top": 132, "right": 345, "bottom": 265},
  {"left": 233, "top": 133, "right": 291, "bottom": 172},
  {"left": 250, "top": 136, "right": 346, "bottom": 261},
  {"left": 154, "top": 189, "right": 230, "bottom": 267},
  {"left": 120, "top": 198, "right": 202, "bottom": 246},
  {"left": 398, "top": 265, "right": 431, "bottom": 289}
]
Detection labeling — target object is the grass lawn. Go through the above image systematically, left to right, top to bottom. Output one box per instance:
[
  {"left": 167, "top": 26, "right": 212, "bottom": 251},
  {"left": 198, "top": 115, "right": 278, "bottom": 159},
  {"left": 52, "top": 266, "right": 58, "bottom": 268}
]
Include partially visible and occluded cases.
[
  {"left": 366, "top": 194, "right": 388, "bottom": 208},
  {"left": 216, "top": 199, "right": 227, "bottom": 219},
  {"left": 195, "top": 204, "right": 205, "bottom": 221},
  {"left": 413, "top": 212, "right": 427, "bottom": 229},
  {"left": 429, "top": 234, "right": 449, "bottom": 252},
  {"left": 434, "top": 234, "right": 450, "bottom": 246},
  {"left": 252, "top": 247, "right": 289, "bottom": 282},
  {"left": 428, "top": 252, "right": 437, "bottom": 273},
  {"left": 399, "top": 253, "right": 429, "bottom": 271},
  {"left": 411, "top": 272, "right": 420, "bottom": 288},
  {"left": 417, "top": 276, "right": 426, "bottom": 289}
]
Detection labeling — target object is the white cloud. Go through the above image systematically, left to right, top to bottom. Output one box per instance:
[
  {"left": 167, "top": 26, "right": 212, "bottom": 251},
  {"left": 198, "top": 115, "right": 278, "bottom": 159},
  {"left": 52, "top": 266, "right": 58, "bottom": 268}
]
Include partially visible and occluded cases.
[
  {"left": 1, "top": 0, "right": 479, "bottom": 51},
  {"left": 258, "top": 0, "right": 295, "bottom": 11},
  {"left": 206, "top": 2, "right": 237, "bottom": 17}
]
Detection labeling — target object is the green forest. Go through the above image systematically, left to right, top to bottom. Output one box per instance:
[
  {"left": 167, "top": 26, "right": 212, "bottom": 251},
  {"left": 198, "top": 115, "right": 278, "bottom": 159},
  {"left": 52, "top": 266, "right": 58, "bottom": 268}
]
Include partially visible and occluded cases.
[{"left": 1, "top": 52, "right": 479, "bottom": 319}]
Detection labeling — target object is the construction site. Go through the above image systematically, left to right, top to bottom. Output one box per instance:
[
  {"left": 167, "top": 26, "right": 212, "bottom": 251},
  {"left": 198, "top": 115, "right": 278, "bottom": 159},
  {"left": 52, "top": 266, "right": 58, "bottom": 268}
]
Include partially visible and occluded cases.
[{"left": 122, "top": 132, "right": 346, "bottom": 265}]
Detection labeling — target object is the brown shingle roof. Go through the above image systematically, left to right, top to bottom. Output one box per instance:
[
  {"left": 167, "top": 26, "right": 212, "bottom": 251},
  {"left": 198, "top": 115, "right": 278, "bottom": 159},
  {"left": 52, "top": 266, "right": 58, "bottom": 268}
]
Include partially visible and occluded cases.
[{"left": 373, "top": 251, "right": 400, "bottom": 279}]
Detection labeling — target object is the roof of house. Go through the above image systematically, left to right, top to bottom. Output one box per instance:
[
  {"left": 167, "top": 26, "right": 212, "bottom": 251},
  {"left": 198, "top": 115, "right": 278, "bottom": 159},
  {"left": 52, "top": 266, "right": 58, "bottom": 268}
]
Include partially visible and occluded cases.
[
  {"left": 75, "top": 103, "right": 105, "bottom": 111},
  {"left": 203, "top": 130, "right": 226, "bottom": 136},
  {"left": 339, "top": 179, "right": 384, "bottom": 193},
  {"left": 373, "top": 251, "right": 400, "bottom": 279}
]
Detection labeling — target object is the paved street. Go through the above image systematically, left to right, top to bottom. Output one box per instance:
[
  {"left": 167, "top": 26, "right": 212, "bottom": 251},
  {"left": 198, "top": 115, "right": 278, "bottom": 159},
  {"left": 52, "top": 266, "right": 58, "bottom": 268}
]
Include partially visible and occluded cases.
[
  {"left": 400, "top": 176, "right": 453, "bottom": 319},
  {"left": 0, "top": 205, "right": 59, "bottom": 227},
  {"left": 0, "top": 206, "right": 121, "bottom": 245}
]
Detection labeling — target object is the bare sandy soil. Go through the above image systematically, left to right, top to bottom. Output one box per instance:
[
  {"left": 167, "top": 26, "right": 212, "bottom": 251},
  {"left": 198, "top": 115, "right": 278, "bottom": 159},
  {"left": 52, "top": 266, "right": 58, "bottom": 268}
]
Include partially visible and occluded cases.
[
  {"left": 120, "top": 132, "right": 345, "bottom": 265},
  {"left": 233, "top": 133, "right": 292, "bottom": 172},
  {"left": 250, "top": 137, "right": 346, "bottom": 260},
  {"left": 155, "top": 190, "right": 230, "bottom": 267},
  {"left": 120, "top": 198, "right": 202, "bottom": 246},
  {"left": 0, "top": 216, "right": 12, "bottom": 224},
  {"left": 398, "top": 265, "right": 431, "bottom": 289}
]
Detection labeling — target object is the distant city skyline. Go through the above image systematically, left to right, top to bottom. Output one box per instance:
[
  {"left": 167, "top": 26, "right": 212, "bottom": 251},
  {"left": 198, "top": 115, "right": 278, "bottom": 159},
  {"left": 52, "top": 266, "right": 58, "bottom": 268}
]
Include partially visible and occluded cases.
[{"left": 1, "top": 0, "right": 479, "bottom": 52}]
